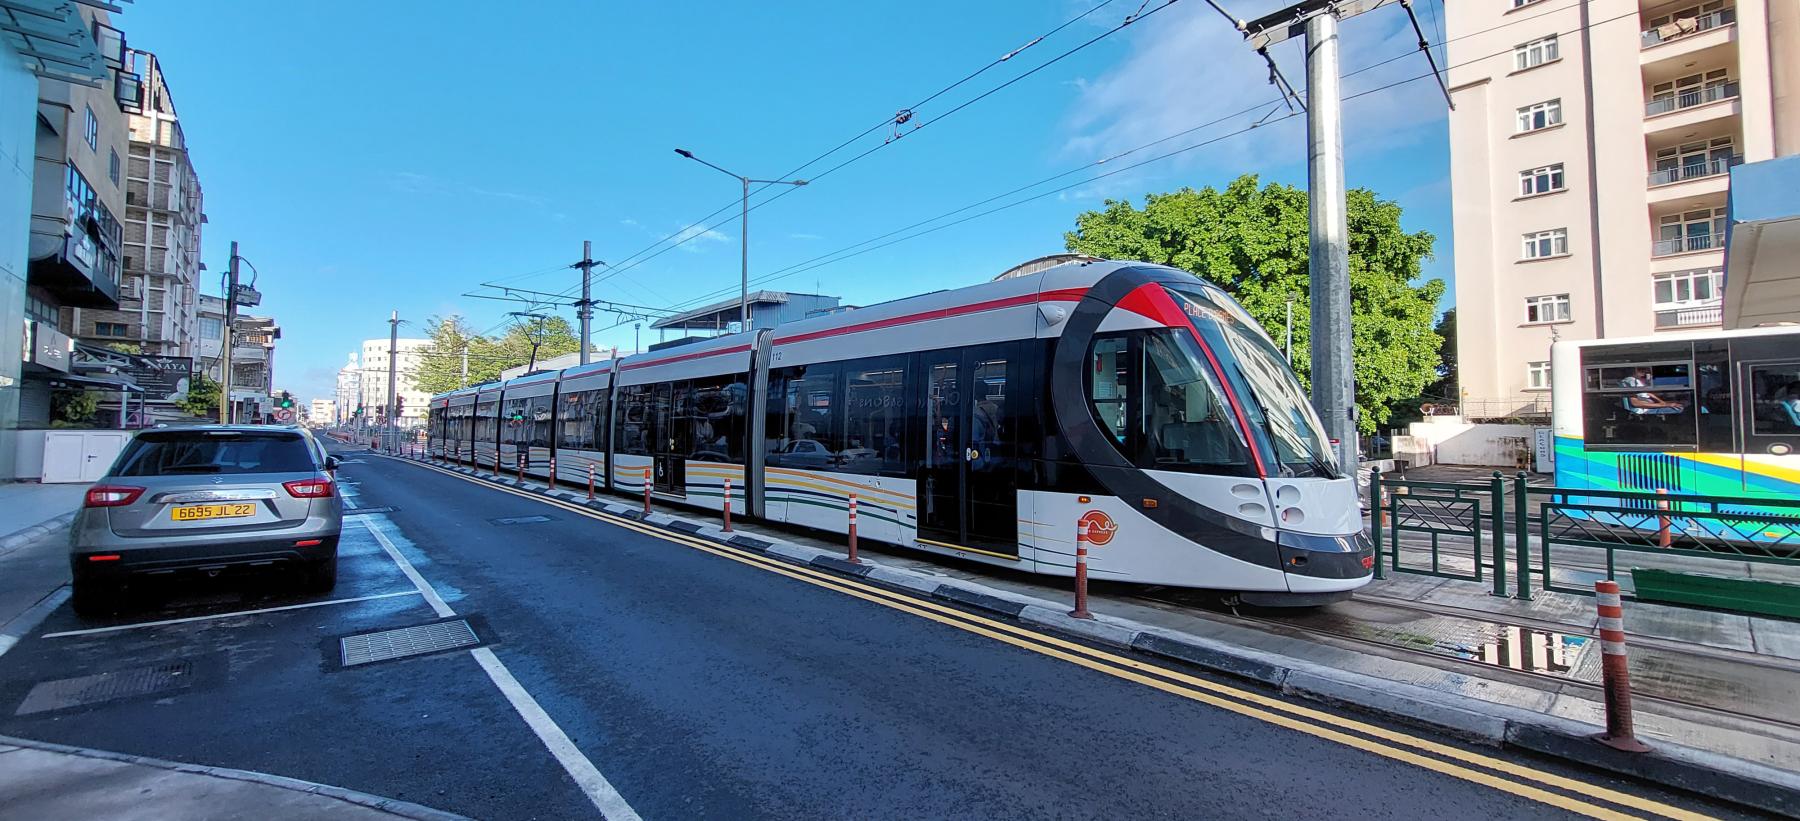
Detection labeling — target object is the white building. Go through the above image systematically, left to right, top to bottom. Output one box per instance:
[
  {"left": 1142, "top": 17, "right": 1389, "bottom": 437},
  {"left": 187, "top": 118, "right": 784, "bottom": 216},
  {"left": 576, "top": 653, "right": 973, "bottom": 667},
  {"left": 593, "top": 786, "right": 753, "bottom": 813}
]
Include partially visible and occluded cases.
[
  {"left": 359, "top": 338, "right": 430, "bottom": 425},
  {"left": 334, "top": 352, "right": 360, "bottom": 423},
  {"left": 309, "top": 397, "right": 335, "bottom": 426}
]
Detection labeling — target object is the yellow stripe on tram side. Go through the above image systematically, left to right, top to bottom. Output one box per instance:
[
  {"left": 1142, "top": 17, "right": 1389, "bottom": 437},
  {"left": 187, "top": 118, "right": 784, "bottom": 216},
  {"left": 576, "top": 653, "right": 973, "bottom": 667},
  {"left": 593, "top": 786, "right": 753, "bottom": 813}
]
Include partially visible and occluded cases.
[
  {"left": 387, "top": 456, "right": 1710, "bottom": 821},
  {"left": 765, "top": 468, "right": 917, "bottom": 510}
]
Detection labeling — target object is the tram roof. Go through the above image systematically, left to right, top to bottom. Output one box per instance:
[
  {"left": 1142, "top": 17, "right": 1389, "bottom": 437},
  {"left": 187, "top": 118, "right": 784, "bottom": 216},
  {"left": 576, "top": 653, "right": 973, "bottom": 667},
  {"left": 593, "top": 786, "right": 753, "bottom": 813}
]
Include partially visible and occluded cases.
[{"left": 1552, "top": 324, "right": 1799, "bottom": 351}]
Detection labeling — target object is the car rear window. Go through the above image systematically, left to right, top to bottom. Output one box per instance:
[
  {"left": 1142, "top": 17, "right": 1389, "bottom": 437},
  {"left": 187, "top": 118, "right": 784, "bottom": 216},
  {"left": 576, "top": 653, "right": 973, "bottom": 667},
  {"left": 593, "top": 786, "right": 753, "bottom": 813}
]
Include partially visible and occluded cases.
[{"left": 112, "top": 431, "right": 319, "bottom": 476}]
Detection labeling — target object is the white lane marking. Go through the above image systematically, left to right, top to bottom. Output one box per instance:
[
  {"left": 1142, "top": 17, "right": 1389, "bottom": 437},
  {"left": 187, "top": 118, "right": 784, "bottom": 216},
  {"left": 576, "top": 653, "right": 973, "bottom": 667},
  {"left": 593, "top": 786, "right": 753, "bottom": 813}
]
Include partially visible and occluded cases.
[
  {"left": 358, "top": 517, "right": 640, "bottom": 820},
  {"left": 0, "top": 587, "right": 72, "bottom": 657},
  {"left": 40, "top": 591, "right": 423, "bottom": 639}
]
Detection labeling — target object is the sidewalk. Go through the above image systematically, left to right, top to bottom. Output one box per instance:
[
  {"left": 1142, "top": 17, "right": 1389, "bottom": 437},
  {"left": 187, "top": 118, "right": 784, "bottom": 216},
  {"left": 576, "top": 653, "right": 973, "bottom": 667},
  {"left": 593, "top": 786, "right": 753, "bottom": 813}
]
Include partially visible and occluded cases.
[
  {"left": 396, "top": 453, "right": 1800, "bottom": 815},
  {"left": 0, "top": 482, "right": 86, "bottom": 649},
  {"left": 0, "top": 734, "right": 466, "bottom": 820}
]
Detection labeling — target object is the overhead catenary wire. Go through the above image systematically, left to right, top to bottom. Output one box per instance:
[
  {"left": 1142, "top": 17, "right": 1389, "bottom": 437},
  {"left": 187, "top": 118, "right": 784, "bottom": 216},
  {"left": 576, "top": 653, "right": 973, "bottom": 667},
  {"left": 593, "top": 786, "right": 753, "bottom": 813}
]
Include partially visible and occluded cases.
[
  {"left": 1400, "top": 0, "right": 1453, "bottom": 108},
  {"left": 634, "top": 2, "right": 1678, "bottom": 320}
]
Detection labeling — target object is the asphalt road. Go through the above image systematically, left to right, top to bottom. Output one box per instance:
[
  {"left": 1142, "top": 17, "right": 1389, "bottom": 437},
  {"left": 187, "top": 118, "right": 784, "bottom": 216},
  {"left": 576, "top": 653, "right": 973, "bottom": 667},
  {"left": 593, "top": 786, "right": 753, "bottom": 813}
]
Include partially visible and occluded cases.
[{"left": 0, "top": 447, "right": 1755, "bottom": 820}]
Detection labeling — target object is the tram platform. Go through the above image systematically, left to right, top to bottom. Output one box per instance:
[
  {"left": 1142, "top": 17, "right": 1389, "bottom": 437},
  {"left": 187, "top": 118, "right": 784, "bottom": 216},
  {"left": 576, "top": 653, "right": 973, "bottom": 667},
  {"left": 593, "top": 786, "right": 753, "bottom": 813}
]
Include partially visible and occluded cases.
[{"left": 389, "top": 453, "right": 1800, "bottom": 815}]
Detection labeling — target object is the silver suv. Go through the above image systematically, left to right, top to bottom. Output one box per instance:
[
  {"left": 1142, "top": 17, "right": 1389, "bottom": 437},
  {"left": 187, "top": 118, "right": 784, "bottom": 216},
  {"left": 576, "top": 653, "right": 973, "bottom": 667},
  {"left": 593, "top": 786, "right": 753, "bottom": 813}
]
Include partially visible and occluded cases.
[{"left": 69, "top": 425, "right": 344, "bottom": 616}]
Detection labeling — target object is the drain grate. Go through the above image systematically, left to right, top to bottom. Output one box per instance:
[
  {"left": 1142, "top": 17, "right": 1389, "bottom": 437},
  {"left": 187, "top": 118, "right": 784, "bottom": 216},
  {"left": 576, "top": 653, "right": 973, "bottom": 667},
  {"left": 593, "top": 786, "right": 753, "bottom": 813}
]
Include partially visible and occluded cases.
[
  {"left": 490, "top": 515, "right": 552, "bottom": 526},
  {"left": 340, "top": 620, "right": 479, "bottom": 667},
  {"left": 17, "top": 661, "right": 194, "bottom": 715}
]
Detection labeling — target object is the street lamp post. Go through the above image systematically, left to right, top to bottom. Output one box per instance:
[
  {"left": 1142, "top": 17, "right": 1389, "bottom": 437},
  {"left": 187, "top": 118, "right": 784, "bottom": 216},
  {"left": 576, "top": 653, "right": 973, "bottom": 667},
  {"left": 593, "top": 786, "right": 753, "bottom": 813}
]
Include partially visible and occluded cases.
[{"left": 674, "top": 148, "right": 807, "bottom": 331}]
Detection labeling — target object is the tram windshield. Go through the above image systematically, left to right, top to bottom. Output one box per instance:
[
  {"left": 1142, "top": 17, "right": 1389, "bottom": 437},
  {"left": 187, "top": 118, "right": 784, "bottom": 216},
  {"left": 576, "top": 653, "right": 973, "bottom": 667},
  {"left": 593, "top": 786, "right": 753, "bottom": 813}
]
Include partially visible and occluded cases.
[{"left": 1164, "top": 284, "right": 1339, "bottom": 478}]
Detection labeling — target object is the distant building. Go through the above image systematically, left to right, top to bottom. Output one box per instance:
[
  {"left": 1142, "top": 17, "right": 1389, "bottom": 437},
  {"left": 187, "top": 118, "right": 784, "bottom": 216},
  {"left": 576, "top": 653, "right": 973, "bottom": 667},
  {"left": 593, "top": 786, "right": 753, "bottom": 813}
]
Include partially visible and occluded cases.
[
  {"left": 1446, "top": 0, "right": 1800, "bottom": 419},
  {"left": 649, "top": 290, "right": 842, "bottom": 336},
  {"left": 195, "top": 292, "right": 225, "bottom": 381},
  {"left": 228, "top": 313, "right": 278, "bottom": 421},
  {"left": 359, "top": 338, "right": 430, "bottom": 426},
  {"left": 496, "top": 347, "right": 605, "bottom": 381},
  {"left": 335, "top": 353, "right": 360, "bottom": 423},
  {"left": 310, "top": 398, "right": 335, "bottom": 426}
]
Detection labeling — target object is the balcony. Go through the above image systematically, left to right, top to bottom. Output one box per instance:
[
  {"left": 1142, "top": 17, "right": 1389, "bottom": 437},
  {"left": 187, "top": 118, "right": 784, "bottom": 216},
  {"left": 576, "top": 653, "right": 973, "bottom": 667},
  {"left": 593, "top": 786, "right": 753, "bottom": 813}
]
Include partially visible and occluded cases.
[
  {"left": 1641, "top": 9, "right": 1735, "bottom": 48},
  {"left": 1646, "top": 82, "right": 1738, "bottom": 116},
  {"left": 1648, "top": 155, "right": 1740, "bottom": 186},
  {"left": 1652, "top": 233, "right": 1724, "bottom": 256},
  {"left": 1654, "top": 304, "right": 1723, "bottom": 329}
]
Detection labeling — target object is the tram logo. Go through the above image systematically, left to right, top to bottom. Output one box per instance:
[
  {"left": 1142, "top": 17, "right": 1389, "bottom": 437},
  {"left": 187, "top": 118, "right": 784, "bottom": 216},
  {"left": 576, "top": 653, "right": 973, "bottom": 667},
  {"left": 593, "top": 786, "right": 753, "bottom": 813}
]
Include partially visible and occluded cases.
[{"left": 1078, "top": 510, "right": 1118, "bottom": 546}]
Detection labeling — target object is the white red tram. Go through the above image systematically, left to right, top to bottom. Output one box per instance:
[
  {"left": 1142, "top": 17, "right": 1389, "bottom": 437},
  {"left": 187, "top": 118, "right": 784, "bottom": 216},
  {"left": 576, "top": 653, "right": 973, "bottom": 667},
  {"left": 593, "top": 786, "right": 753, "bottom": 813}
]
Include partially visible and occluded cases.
[{"left": 427, "top": 260, "right": 1372, "bottom": 602}]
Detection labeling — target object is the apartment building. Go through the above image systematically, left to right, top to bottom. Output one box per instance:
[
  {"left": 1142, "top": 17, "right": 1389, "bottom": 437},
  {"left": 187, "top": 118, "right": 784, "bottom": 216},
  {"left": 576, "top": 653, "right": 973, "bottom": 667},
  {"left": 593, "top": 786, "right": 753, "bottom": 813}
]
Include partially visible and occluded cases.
[
  {"left": 1447, "top": 0, "right": 1799, "bottom": 419},
  {"left": 82, "top": 50, "right": 203, "bottom": 358},
  {"left": 195, "top": 291, "right": 225, "bottom": 380},
  {"left": 228, "top": 313, "right": 278, "bottom": 420},
  {"left": 359, "top": 338, "right": 431, "bottom": 426},
  {"left": 335, "top": 352, "right": 361, "bottom": 422}
]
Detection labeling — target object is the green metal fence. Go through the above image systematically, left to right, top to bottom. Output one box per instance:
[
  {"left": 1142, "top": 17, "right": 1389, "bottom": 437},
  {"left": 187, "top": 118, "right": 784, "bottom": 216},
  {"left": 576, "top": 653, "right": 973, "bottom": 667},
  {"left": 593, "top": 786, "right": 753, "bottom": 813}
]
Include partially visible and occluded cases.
[{"left": 1368, "top": 469, "right": 1800, "bottom": 615}]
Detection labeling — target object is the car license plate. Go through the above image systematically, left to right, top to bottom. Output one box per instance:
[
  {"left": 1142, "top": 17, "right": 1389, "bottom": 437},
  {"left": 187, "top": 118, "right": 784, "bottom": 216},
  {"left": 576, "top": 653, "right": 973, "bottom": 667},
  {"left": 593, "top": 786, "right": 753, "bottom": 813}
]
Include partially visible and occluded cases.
[{"left": 170, "top": 503, "right": 256, "bottom": 522}]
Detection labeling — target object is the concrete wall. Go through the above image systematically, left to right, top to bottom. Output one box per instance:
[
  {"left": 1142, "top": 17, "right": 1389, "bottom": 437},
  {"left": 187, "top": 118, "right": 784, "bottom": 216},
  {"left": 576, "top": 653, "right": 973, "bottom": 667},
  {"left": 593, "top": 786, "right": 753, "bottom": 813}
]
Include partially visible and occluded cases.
[{"left": 1396, "top": 418, "right": 1539, "bottom": 469}]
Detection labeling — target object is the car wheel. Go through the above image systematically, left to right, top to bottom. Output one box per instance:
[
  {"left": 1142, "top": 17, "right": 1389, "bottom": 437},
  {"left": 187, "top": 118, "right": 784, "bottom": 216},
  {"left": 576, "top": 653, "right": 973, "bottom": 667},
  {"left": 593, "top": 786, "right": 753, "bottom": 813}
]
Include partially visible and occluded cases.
[
  {"left": 302, "top": 556, "right": 338, "bottom": 594},
  {"left": 70, "top": 579, "right": 118, "bottom": 618}
]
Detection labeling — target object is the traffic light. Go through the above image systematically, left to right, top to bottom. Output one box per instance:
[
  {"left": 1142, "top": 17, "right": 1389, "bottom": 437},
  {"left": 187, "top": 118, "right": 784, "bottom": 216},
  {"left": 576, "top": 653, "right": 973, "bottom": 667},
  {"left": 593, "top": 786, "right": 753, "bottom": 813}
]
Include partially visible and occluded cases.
[
  {"left": 278, "top": 391, "right": 294, "bottom": 410},
  {"left": 394, "top": 395, "right": 405, "bottom": 414}
]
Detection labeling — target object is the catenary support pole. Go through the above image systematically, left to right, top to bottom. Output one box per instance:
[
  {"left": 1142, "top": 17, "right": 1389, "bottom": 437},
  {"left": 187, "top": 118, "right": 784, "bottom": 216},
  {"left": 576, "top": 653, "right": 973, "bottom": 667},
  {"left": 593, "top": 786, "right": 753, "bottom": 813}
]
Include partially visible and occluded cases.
[
  {"left": 1305, "top": 10, "right": 1359, "bottom": 475},
  {"left": 577, "top": 240, "right": 595, "bottom": 365},
  {"left": 220, "top": 241, "right": 239, "bottom": 424},
  {"left": 386, "top": 311, "right": 400, "bottom": 453},
  {"left": 1593, "top": 580, "right": 1651, "bottom": 752}
]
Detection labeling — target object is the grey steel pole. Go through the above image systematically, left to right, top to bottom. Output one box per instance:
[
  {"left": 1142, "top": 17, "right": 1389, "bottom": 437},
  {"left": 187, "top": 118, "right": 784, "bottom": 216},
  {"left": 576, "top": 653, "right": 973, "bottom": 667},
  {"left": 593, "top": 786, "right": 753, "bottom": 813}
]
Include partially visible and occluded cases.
[
  {"left": 1305, "top": 12, "right": 1358, "bottom": 474},
  {"left": 740, "top": 176, "right": 750, "bottom": 330},
  {"left": 579, "top": 240, "right": 592, "bottom": 365},
  {"left": 220, "top": 241, "right": 238, "bottom": 424},
  {"left": 1285, "top": 296, "right": 1294, "bottom": 364},
  {"left": 387, "top": 310, "right": 399, "bottom": 452},
  {"left": 459, "top": 344, "right": 468, "bottom": 388}
]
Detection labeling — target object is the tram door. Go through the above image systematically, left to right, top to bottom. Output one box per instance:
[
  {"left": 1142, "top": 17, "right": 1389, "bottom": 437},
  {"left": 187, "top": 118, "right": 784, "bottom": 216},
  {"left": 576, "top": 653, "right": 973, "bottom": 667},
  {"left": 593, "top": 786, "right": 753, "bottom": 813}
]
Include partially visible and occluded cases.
[
  {"left": 917, "top": 344, "right": 1019, "bottom": 557},
  {"left": 650, "top": 382, "right": 689, "bottom": 495}
]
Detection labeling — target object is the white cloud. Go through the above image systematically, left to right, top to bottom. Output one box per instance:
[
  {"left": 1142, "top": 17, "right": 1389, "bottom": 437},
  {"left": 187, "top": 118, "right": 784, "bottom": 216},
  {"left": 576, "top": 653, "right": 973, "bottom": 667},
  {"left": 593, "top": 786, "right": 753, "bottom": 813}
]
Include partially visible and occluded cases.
[
  {"left": 1057, "top": 2, "right": 1448, "bottom": 195},
  {"left": 389, "top": 171, "right": 549, "bottom": 208},
  {"left": 672, "top": 223, "right": 730, "bottom": 251},
  {"left": 789, "top": 232, "right": 823, "bottom": 240}
]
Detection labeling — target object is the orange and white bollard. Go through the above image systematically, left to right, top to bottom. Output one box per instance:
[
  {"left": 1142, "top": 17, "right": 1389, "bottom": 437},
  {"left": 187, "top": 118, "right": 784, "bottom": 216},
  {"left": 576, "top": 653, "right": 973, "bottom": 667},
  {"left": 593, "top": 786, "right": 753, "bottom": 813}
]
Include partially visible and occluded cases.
[
  {"left": 493, "top": 452, "right": 501, "bottom": 477},
  {"left": 517, "top": 452, "right": 525, "bottom": 482},
  {"left": 549, "top": 456, "right": 557, "bottom": 488},
  {"left": 586, "top": 464, "right": 596, "bottom": 501},
  {"left": 642, "top": 466, "right": 652, "bottom": 515},
  {"left": 722, "top": 479, "right": 734, "bottom": 533},
  {"left": 1656, "top": 488, "right": 1673, "bottom": 548},
  {"left": 846, "top": 493, "right": 859, "bottom": 564},
  {"left": 1071, "top": 520, "right": 1093, "bottom": 620},
  {"left": 1593, "top": 580, "right": 1650, "bottom": 752}
]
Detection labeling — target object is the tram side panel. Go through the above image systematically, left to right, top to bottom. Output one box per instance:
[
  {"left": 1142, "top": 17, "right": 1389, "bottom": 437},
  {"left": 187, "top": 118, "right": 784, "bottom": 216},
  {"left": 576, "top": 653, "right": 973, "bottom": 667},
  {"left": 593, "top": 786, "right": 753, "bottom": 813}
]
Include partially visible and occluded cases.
[{"left": 552, "top": 369, "right": 612, "bottom": 490}]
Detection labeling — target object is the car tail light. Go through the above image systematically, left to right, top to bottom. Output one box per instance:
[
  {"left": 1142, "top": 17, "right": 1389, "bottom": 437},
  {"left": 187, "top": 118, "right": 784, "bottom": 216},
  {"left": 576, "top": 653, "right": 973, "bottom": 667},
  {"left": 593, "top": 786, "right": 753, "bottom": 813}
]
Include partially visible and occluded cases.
[
  {"left": 283, "top": 477, "right": 335, "bottom": 498},
  {"left": 84, "top": 485, "right": 144, "bottom": 507}
]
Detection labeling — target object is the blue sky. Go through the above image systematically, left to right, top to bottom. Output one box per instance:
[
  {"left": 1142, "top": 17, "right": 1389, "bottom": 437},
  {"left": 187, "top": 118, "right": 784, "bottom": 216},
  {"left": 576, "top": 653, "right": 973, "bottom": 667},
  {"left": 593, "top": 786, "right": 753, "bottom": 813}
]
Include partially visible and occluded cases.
[{"left": 122, "top": 0, "right": 1453, "bottom": 403}]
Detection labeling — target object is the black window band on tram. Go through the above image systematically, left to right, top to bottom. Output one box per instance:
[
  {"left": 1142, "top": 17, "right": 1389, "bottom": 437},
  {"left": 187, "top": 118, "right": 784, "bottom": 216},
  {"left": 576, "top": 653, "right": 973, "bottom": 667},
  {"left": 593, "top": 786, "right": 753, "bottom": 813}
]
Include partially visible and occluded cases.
[{"left": 1050, "top": 266, "right": 1286, "bottom": 572}]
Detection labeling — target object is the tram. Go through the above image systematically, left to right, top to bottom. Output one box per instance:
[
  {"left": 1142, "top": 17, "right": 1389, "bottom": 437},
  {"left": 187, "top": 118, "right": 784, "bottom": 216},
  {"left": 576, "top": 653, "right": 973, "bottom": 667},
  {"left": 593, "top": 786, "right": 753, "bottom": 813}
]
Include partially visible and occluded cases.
[{"left": 428, "top": 259, "right": 1373, "bottom": 603}]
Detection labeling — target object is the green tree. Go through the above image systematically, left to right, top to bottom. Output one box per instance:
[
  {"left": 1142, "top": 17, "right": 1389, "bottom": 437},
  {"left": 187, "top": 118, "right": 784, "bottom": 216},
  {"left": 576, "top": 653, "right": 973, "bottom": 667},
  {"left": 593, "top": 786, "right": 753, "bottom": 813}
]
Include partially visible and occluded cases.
[
  {"left": 1064, "top": 174, "right": 1444, "bottom": 433},
  {"left": 411, "top": 314, "right": 584, "bottom": 395},
  {"left": 104, "top": 341, "right": 141, "bottom": 354},
  {"left": 177, "top": 373, "right": 221, "bottom": 417},
  {"left": 51, "top": 389, "right": 99, "bottom": 427}
]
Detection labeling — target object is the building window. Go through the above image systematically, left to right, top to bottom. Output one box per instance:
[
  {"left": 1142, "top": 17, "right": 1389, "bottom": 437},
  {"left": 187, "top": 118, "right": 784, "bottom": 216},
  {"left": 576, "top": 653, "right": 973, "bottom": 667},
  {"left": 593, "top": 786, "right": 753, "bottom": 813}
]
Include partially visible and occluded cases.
[
  {"left": 1511, "top": 0, "right": 1547, "bottom": 7},
  {"left": 1513, "top": 35, "right": 1560, "bottom": 71},
  {"left": 1648, "top": 69, "right": 1734, "bottom": 115},
  {"left": 1515, "top": 99, "right": 1563, "bottom": 133},
  {"left": 84, "top": 105, "right": 97, "bottom": 150},
  {"left": 1650, "top": 137, "right": 1735, "bottom": 185},
  {"left": 108, "top": 149, "right": 120, "bottom": 185},
  {"left": 1519, "top": 163, "right": 1566, "bottom": 196},
  {"left": 1653, "top": 207, "right": 1726, "bottom": 256},
  {"left": 1521, "top": 228, "right": 1569, "bottom": 260},
  {"left": 1652, "top": 268, "right": 1723, "bottom": 308},
  {"left": 25, "top": 292, "right": 57, "bottom": 323},
  {"left": 1525, "top": 294, "right": 1572, "bottom": 324},
  {"left": 199, "top": 316, "right": 223, "bottom": 341},
  {"left": 95, "top": 321, "right": 129, "bottom": 337},
  {"left": 1526, "top": 361, "right": 1552, "bottom": 390}
]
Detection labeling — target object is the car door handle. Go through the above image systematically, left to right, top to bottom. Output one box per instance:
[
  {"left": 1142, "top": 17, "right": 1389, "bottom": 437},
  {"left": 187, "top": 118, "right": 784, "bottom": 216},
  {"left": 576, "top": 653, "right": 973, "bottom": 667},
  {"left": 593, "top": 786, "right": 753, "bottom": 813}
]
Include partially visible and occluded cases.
[{"left": 966, "top": 448, "right": 980, "bottom": 461}]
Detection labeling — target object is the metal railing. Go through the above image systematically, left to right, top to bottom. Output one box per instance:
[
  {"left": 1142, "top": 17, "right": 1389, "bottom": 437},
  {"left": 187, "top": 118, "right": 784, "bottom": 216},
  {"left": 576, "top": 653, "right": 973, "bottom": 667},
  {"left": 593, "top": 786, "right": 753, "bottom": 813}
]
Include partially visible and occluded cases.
[
  {"left": 1641, "top": 9, "right": 1736, "bottom": 47},
  {"left": 1645, "top": 82, "right": 1739, "bottom": 116},
  {"left": 1647, "top": 155, "right": 1740, "bottom": 186},
  {"left": 1651, "top": 232, "right": 1723, "bottom": 256},
  {"left": 1368, "top": 470, "right": 1800, "bottom": 610}
]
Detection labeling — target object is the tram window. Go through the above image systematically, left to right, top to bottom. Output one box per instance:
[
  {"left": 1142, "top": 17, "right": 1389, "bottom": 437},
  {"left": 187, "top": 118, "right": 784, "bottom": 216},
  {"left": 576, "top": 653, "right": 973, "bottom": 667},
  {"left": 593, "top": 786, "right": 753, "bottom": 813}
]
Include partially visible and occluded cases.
[
  {"left": 1142, "top": 331, "right": 1250, "bottom": 471},
  {"left": 1089, "top": 336, "right": 1130, "bottom": 446},
  {"left": 1695, "top": 344, "right": 1733, "bottom": 452},
  {"left": 844, "top": 357, "right": 908, "bottom": 476},
  {"left": 1580, "top": 360, "right": 1697, "bottom": 449},
  {"left": 1748, "top": 363, "right": 1800, "bottom": 435},
  {"left": 769, "top": 364, "right": 843, "bottom": 468},
  {"left": 689, "top": 375, "right": 746, "bottom": 462},
  {"left": 614, "top": 385, "right": 649, "bottom": 456},
  {"left": 559, "top": 389, "right": 606, "bottom": 451},
  {"left": 474, "top": 401, "right": 497, "bottom": 442}
]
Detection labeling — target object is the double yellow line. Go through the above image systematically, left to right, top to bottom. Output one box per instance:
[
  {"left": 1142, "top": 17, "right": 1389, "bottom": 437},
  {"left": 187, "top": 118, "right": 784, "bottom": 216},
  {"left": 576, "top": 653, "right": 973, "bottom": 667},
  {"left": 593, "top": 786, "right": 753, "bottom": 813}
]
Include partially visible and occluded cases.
[{"left": 386, "top": 456, "right": 1712, "bottom": 821}]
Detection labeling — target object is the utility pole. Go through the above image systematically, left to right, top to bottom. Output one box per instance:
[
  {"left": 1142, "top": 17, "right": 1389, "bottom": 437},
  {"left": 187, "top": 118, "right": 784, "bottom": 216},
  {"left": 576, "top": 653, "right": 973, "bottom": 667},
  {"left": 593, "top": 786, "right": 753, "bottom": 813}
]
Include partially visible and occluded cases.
[
  {"left": 1242, "top": 0, "right": 1405, "bottom": 476},
  {"left": 219, "top": 241, "right": 238, "bottom": 424},
  {"left": 572, "top": 241, "right": 601, "bottom": 365},
  {"left": 386, "top": 311, "right": 400, "bottom": 452},
  {"left": 459, "top": 344, "right": 468, "bottom": 388}
]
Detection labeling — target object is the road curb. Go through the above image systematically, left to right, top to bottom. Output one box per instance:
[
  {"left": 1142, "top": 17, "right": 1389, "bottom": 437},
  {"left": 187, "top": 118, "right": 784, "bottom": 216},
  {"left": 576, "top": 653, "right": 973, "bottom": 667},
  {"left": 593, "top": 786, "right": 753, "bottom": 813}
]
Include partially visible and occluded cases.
[
  {"left": 384, "top": 454, "right": 1800, "bottom": 816},
  {"left": 0, "top": 512, "right": 74, "bottom": 559},
  {"left": 0, "top": 734, "right": 471, "bottom": 820}
]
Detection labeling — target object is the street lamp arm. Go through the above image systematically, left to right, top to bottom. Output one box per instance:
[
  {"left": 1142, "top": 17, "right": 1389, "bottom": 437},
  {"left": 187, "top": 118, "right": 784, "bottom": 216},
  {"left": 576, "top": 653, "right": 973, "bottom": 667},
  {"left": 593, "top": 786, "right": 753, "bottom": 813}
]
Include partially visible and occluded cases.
[
  {"left": 673, "top": 148, "right": 744, "bottom": 182},
  {"left": 746, "top": 178, "right": 808, "bottom": 186}
]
